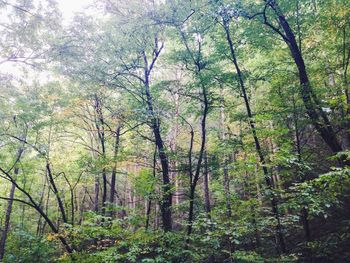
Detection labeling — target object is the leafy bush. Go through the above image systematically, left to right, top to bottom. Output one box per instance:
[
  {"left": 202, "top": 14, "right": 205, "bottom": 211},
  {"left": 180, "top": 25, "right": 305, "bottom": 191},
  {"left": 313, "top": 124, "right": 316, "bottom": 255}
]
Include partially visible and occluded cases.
[{"left": 4, "top": 230, "right": 57, "bottom": 263}]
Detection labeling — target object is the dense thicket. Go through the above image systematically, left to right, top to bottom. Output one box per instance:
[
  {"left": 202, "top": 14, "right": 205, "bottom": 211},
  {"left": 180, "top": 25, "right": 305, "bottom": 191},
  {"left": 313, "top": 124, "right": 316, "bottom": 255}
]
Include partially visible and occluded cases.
[{"left": 1, "top": 0, "right": 350, "bottom": 262}]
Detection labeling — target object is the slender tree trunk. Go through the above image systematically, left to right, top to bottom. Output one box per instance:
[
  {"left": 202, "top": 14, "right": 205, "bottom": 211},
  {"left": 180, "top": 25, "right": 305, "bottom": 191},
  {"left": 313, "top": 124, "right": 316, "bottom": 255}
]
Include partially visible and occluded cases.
[
  {"left": 266, "top": 0, "right": 343, "bottom": 155},
  {"left": 223, "top": 18, "right": 286, "bottom": 253},
  {"left": 176, "top": 29, "right": 211, "bottom": 236},
  {"left": 142, "top": 49, "right": 172, "bottom": 231},
  {"left": 187, "top": 84, "right": 209, "bottom": 236},
  {"left": 170, "top": 86, "right": 181, "bottom": 229},
  {"left": 173, "top": 88, "right": 180, "bottom": 206},
  {"left": 220, "top": 90, "right": 232, "bottom": 218},
  {"left": 93, "top": 94, "right": 108, "bottom": 215},
  {"left": 146, "top": 96, "right": 172, "bottom": 231},
  {"left": 110, "top": 125, "right": 121, "bottom": 218},
  {"left": 146, "top": 146, "right": 158, "bottom": 230},
  {"left": 203, "top": 151, "right": 211, "bottom": 218},
  {"left": 223, "top": 158, "right": 232, "bottom": 218},
  {"left": 46, "top": 162, "right": 67, "bottom": 224},
  {"left": 102, "top": 170, "right": 107, "bottom": 215},
  {"left": 36, "top": 177, "right": 47, "bottom": 237},
  {"left": 94, "top": 177, "right": 100, "bottom": 213},
  {"left": 0, "top": 181, "right": 16, "bottom": 261},
  {"left": 41, "top": 183, "right": 51, "bottom": 236},
  {"left": 187, "top": 185, "right": 195, "bottom": 236},
  {"left": 70, "top": 188, "right": 75, "bottom": 225},
  {"left": 79, "top": 190, "right": 86, "bottom": 224},
  {"left": 145, "top": 199, "right": 152, "bottom": 230},
  {"left": 154, "top": 202, "right": 159, "bottom": 230},
  {"left": 301, "top": 208, "right": 311, "bottom": 242}
]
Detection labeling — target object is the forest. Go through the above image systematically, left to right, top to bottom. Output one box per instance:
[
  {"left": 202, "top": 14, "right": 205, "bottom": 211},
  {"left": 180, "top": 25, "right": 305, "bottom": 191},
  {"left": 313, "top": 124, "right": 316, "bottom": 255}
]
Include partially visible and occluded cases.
[{"left": 0, "top": 0, "right": 350, "bottom": 262}]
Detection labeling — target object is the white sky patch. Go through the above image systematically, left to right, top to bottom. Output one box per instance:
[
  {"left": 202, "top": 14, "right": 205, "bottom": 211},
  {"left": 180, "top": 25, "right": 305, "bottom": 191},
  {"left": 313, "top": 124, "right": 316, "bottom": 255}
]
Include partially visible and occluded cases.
[{"left": 57, "top": 0, "right": 93, "bottom": 23}]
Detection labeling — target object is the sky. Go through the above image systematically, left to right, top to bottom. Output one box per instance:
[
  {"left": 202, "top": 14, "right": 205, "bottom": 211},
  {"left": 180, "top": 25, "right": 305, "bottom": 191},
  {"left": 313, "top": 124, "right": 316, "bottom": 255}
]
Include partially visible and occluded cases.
[{"left": 57, "top": 0, "right": 93, "bottom": 22}]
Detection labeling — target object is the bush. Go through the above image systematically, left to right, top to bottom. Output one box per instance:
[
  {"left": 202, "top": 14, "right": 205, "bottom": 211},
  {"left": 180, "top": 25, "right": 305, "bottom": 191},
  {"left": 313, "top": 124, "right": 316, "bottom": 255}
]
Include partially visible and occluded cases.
[{"left": 4, "top": 230, "right": 57, "bottom": 263}]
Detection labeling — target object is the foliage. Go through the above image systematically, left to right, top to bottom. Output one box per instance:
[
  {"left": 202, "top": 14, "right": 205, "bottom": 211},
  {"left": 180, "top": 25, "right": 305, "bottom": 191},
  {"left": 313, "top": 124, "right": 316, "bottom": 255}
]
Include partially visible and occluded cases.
[{"left": 4, "top": 230, "right": 57, "bottom": 263}]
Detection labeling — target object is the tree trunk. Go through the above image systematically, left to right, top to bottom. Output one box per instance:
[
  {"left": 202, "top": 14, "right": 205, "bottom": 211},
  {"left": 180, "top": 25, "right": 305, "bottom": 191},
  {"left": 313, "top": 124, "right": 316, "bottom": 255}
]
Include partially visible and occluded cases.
[
  {"left": 267, "top": 0, "right": 343, "bottom": 155},
  {"left": 223, "top": 18, "right": 286, "bottom": 253},
  {"left": 142, "top": 49, "right": 172, "bottom": 232},
  {"left": 187, "top": 84, "right": 209, "bottom": 236},
  {"left": 170, "top": 86, "right": 181, "bottom": 226},
  {"left": 220, "top": 90, "right": 232, "bottom": 218},
  {"left": 93, "top": 94, "right": 108, "bottom": 215},
  {"left": 109, "top": 125, "right": 122, "bottom": 218},
  {"left": 146, "top": 145, "right": 157, "bottom": 230},
  {"left": 203, "top": 151, "right": 211, "bottom": 218},
  {"left": 223, "top": 158, "right": 232, "bottom": 218},
  {"left": 46, "top": 162, "right": 67, "bottom": 224},
  {"left": 102, "top": 170, "right": 107, "bottom": 216},
  {"left": 94, "top": 177, "right": 100, "bottom": 212},
  {"left": 0, "top": 181, "right": 16, "bottom": 261},
  {"left": 187, "top": 185, "right": 195, "bottom": 236}
]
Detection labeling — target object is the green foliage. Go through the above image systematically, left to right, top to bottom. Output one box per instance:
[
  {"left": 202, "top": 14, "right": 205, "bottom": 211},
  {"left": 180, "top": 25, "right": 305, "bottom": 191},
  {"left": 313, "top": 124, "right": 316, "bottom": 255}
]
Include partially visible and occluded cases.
[
  {"left": 288, "top": 166, "right": 350, "bottom": 218},
  {"left": 132, "top": 169, "right": 157, "bottom": 198},
  {"left": 60, "top": 226, "right": 208, "bottom": 263},
  {"left": 4, "top": 230, "right": 57, "bottom": 263},
  {"left": 230, "top": 250, "right": 264, "bottom": 262}
]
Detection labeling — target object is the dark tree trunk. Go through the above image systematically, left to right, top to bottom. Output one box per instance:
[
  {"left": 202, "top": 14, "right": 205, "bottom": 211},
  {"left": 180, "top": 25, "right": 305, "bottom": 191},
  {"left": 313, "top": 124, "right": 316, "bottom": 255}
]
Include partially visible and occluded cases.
[
  {"left": 265, "top": 0, "right": 343, "bottom": 155},
  {"left": 223, "top": 18, "right": 286, "bottom": 253},
  {"left": 177, "top": 30, "right": 210, "bottom": 236},
  {"left": 142, "top": 47, "right": 172, "bottom": 232},
  {"left": 187, "top": 84, "right": 209, "bottom": 236},
  {"left": 146, "top": 93, "right": 172, "bottom": 231},
  {"left": 94, "top": 94, "right": 108, "bottom": 215},
  {"left": 109, "top": 125, "right": 122, "bottom": 218},
  {"left": 146, "top": 146, "right": 157, "bottom": 230},
  {"left": 203, "top": 151, "right": 211, "bottom": 218},
  {"left": 223, "top": 158, "right": 232, "bottom": 218},
  {"left": 46, "top": 162, "right": 67, "bottom": 224},
  {"left": 102, "top": 170, "right": 107, "bottom": 215},
  {"left": 36, "top": 178, "right": 47, "bottom": 237},
  {"left": 94, "top": 178, "right": 100, "bottom": 212},
  {"left": 0, "top": 181, "right": 16, "bottom": 261},
  {"left": 187, "top": 185, "right": 195, "bottom": 236},
  {"left": 70, "top": 190, "right": 74, "bottom": 225},
  {"left": 145, "top": 199, "right": 152, "bottom": 230},
  {"left": 301, "top": 208, "right": 311, "bottom": 242}
]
